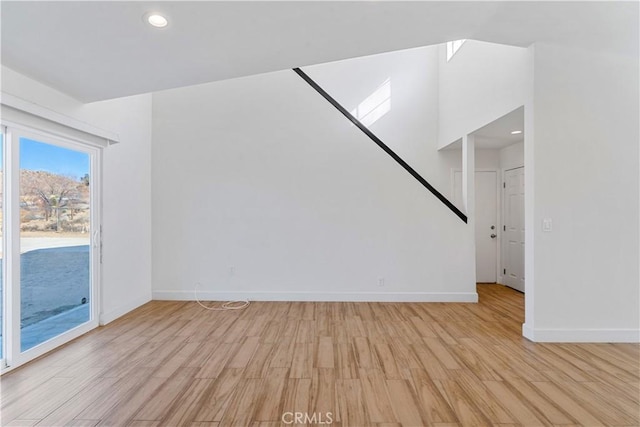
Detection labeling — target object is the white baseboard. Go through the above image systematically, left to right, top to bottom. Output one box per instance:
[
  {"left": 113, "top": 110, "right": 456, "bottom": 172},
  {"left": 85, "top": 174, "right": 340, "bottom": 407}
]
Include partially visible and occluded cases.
[
  {"left": 152, "top": 290, "right": 479, "bottom": 303},
  {"left": 100, "top": 293, "right": 152, "bottom": 325},
  {"left": 522, "top": 323, "right": 535, "bottom": 341},
  {"left": 523, "top": 323, "right": 639, "bottom": 343}
]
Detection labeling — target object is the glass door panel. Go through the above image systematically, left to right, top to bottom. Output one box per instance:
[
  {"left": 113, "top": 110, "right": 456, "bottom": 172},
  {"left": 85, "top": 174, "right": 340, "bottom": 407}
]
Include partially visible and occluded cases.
[
  {"left": 0, "top": 132, "right": 3, "bottom": 361},
  {"left": 19, "top": 137, "right": 91, "bottom": 351}
]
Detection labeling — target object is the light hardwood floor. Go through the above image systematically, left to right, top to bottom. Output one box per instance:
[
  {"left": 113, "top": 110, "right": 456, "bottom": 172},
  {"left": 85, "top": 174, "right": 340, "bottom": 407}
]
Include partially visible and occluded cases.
[{"left": 1, "top": 285, "right": 638, "bottom": 426}]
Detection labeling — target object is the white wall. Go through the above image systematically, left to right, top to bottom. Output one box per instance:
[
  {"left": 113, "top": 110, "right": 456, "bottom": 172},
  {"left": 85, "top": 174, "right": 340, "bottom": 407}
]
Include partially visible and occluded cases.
[
  {"left": 438, "top": 40, "right": 528, "bottom": 148},
  {"left": 524, "top": 44, "right": 639, "bottom": 342},
  {"left": 305, "top": 46, "right": 449, "bottom": 190},
  {"left": 306, "top": 46, "right": 480, "bottom": 207},
  {"left": 152, "top": 52, "right": 476, "bottom": 302},
  {"left": 1, "top": 66, "right": 153, "bottom": 324},
  {"left": 500, "top": 141, "right": 524, "bottom": 171},
  {"left": 446, "top": 148, "right": 501, "bottom": 211}
]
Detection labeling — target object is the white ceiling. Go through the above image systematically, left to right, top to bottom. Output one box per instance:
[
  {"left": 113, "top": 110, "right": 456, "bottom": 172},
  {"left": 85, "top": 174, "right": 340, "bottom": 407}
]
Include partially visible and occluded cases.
[
  {"left": 1, "top": 1, "right": 638, "bottom": 102},
  {"left": 441, "top": 106, "right": 524, "bottom": 151},
  {"left": 474, "top": 106, "right": 524, "bottom": 149}
]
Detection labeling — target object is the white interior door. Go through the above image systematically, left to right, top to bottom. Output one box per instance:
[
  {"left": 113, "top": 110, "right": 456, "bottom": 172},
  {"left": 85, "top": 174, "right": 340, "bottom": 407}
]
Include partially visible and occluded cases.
[
  {"left": 503, "top": 167, "right": 525, "bottom": 292},
  {"left": 453, "top": 170, "right": 498, "bottom": 283},
  {"left": 475, "top": 171, "right": 498, "bottom": 283}
]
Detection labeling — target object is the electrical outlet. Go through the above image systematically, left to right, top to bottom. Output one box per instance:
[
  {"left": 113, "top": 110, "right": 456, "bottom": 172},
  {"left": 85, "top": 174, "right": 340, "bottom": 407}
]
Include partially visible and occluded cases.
[
  {"left": 229, "top": 266, "right": 235, "bottom": 276},
  {"left": 378, "top": 277, "right": 385, "bottom": 287}
]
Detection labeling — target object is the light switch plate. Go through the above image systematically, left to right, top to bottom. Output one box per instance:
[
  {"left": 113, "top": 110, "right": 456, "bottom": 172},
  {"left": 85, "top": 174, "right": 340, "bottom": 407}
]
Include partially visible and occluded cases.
[{"left": 542, "top": 218, "right": 553, "bottom": 232}]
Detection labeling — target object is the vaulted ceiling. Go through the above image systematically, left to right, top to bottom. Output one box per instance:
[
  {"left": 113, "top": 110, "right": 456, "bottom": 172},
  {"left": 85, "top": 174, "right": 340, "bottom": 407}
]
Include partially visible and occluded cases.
[{"left": 2, "top": 1, "right": 637, "bottom": 102}]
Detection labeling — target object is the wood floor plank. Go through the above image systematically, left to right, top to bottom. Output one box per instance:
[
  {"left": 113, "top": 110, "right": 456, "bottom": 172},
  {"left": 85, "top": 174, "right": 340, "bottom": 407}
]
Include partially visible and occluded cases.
[
  {"left": 1, "top": 285, "right": 637, "bottom": 427},
  {"left": 221, "top": 319, "right": 251, "bottom": 344},
  {"left": 258, "top": 320, "right": 283, "bottom": 344},
  {"left": 295, "top": 320, "right": 315, "bottom": 343},
  {"left": 268, "top": 335, "right": 295, "bottom": 368},
  {"left": 225, "top": 336, "right": 260, "bottom": 368},
  {"left": 316, "top": 336, "right": 334, "bottom": 369},
  {"left": 353, "top": 337, "right": 378, "bottom": 369},
  {"left": 387, "top": 337, "right": 422, "bottom": 369},
  {"left": 422, "top": 338, "right": 461, "bottom": 369},
  {"left": 153, "top": 341, "right": 202, "bottom": 379},
  {"left": 373, "top": 342, "right": 402, "bottom": 379},
  {"left": 194, "top": 343, "right": 237, "bottom": 379},
  {"left": 288, "top": 343, "right": 311, "bottom": 379},
  {"left": 334, "top": 343, "right": 358, "bottom": 379},
  {"left": 412, "top": 343, "right": 451, "bottom": 380},
  {"left": 448, "top": 343, "right": 502, "bottom": 381},
  {"left": 555, "top": 343, "right": 640, "bottom": 382},
  {"left": 244, "top": 344, "right": 275, "bottom": 379},
  {"left": 533, "top": 345, "right": 599, "bottom": 383},
  {"left": 1, "top": 364, "right": 69, "bottom": 409},
  {"left": 588, "top": 366, "right": 640, "bottom": 397},
  {"left": 16, "top": 367, "right": 104, "bottom": 421},
  {"left": 252, "top": 367, "right": 289, "bottom": 421},
  {"left": 74, "top": 368, "right": 155, "bottom": 421},
  {"left": 133, "top": 368, "right": 198, "bottom": 421},
  {"left": 310, "top": 368, "right": 335, "bottom": 417},
  {"left": 359, "top": 368, "right": 397, "bottom": 423},
  {"left": 193, "top": 369, "right": 245, "bottom": 422},
  {"left": 407, "top": 369, "right": 458, "bottom": 424},
  {"left": 543, "top": 370, "right": 638, "bottom": 425},
  {"left": 452, "top": 371, "right": 517, "bottom": 424},
  {"left": 498, "top": 374, "right": 577, "bottom": 425},
  {"left": 2, "top": 377, "right": 73, "bottom": 423},
  {"left": 36, "top": 377, "right": 121, "bottom": 426},
  {"left": 96, "top": 377, "right": 168, "bottom": 426},
  {"left": 159, "top": 378, "right": 213, "bottom": 426},
  {"left": 218, "top": 378, "right": 262, "bottom": 427},
  {"left": 282, "top": 378, "right": 312, "bottom": 419},
  {"left": 335, "top": 379, "right": 369, "bottom": 426},
  {"left": 385, "top": 379, "right": 426, "bottom": 426},
  {"left": 435, "top": 379, "right": 493, "bottom": 426},
  {"left": 482, "top": 380, "right": 548, "bottom": 426},
  {"left": 582, "top": 380, "right": 640, "bottom": 419},
  {"left": 530, "top": 381, "right": 606, "bottom": 426},
  {"left": 4, "top": 420, "right": 40, "bottom": 426},
  {"left": 65, "top": 420, "right": 100, "bottom": 427},
  {"left": 126, "top": 422, "right": 160, "bottom": 427}
]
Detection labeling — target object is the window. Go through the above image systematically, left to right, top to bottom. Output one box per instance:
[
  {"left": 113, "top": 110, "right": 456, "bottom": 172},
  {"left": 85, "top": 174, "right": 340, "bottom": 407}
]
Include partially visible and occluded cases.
[{"left": 446, "top": 39, "right": 466, "bottom": 61}]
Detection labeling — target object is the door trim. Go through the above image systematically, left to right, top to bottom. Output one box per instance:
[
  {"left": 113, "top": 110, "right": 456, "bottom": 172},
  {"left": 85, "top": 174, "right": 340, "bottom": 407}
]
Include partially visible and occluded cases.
[{"left": 501, "top": 166, "right": 525, "bottom": 292}]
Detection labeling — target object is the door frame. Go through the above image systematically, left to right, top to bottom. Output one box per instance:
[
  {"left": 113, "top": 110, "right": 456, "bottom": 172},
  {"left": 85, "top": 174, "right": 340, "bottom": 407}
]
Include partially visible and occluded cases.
[
  {"left": 1, "top": 122, "right": 102, "bottom": 373},
  {"left": 501, "top": 166, "right": 525, "bottom": 292},
  {"left": 451, "top": 168, "right": 502, "bottom": 284}
]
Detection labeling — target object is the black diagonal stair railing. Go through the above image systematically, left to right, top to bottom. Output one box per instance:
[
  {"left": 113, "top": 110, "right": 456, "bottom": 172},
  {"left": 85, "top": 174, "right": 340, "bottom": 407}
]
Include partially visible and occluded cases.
[{"left": 293, "top": 67, "right": 468, "bottom": 223}]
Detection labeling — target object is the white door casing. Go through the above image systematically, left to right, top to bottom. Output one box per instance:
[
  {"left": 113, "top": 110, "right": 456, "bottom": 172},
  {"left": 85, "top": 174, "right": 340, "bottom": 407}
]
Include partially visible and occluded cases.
[{"left": 503, "top": 167, "right": 525, "bottom": 292}]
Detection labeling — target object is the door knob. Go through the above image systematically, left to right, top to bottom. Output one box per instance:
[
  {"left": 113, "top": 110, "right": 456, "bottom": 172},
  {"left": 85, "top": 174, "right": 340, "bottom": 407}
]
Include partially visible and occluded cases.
[{"left": 490, "top": 234, "right": 497, "bottom": 239}]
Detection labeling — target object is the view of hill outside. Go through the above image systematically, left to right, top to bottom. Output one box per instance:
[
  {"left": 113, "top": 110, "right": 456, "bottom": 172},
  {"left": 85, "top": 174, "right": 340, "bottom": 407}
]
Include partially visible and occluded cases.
[
  {"left": 0, "top": 141, "right": 91, "bottom": 242},
  {"left": 19, "top": 170, "right": 90, "bottom": 235}
]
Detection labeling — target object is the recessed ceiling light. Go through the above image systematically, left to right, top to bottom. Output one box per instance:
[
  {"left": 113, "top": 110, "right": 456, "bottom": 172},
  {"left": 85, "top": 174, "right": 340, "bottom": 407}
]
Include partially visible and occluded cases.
[
  {"left": 146, "top": 13, "right": 168, "bottom": 28},
  {"left": 511, "top": 130, "right": 522, "bottom": 135}
]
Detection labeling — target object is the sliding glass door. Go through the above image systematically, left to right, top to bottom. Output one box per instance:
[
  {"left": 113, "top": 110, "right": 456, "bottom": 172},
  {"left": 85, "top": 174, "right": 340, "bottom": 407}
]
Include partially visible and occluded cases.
[
  {"left": 1, "top": 125, "right": 100, "bottom": 370},
  {"left": 0, "top": 131, "right": 4, "bottom": 365},
  {"left": 19, "top": 135, "right": 92, "bottom": 351}
]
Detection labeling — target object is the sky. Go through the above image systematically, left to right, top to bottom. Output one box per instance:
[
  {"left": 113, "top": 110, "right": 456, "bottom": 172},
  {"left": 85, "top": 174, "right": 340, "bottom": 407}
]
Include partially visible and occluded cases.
[{"left": 16, "top": 138, "right": 90, "bottom": 180}]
